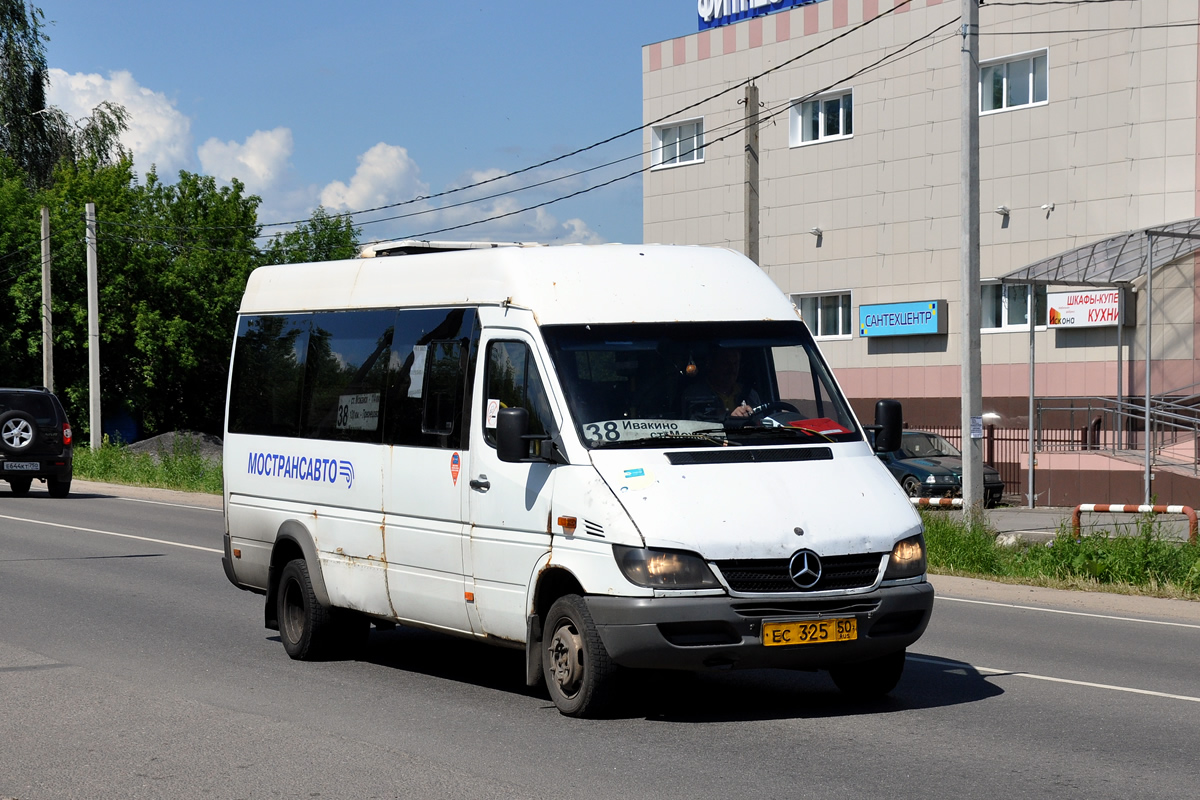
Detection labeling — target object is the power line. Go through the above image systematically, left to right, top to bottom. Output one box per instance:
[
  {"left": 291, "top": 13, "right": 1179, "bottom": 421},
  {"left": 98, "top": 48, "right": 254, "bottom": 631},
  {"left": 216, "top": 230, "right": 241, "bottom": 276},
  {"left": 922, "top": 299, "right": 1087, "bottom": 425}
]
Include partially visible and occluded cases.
[
  {"left": 248, "top": 0, "right": 926, "bottom": 234},
  {"left": 404, "top": 18, "right": 961, "bottom": 240}
]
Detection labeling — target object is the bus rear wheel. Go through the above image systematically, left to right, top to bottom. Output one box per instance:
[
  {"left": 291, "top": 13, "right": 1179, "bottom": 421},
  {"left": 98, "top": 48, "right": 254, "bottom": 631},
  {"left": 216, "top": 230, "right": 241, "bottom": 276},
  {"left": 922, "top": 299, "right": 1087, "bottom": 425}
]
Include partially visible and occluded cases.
[{"left": 278, "top": 558, "right": 333, "bottom": 660}]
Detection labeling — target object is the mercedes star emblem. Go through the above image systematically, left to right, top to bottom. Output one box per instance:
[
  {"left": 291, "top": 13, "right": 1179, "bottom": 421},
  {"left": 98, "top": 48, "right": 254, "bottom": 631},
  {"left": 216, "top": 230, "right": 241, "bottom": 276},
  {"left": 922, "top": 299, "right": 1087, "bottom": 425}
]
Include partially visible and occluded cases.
[{"left": 788, "top": 549, "right": 822, "bottom": 589}]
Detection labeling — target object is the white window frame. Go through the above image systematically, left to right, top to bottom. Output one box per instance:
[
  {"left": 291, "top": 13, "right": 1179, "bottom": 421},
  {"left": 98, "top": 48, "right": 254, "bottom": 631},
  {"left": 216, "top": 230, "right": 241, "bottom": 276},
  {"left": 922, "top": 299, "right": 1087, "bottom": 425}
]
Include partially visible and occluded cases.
[
  {"left": 980, "top": 50, "right": 1048, "bottom": 114},
  {"left": 789, "top": 90, "right": 853, "bottom": 147},
  {"left": 651, "top": 118, "right": 704, "bottom": 169},
  {"left": 981, "top": 283, "right": 1047, "bottom": 333},
  {"left": 792, "top": 291, "right": 853, "bottom": 340}
]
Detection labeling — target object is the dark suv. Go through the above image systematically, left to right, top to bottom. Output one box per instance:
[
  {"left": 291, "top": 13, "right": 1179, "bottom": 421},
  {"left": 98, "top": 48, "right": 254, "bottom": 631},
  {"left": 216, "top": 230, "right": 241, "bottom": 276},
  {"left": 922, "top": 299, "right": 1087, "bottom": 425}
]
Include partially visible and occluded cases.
[{"left": 0, "top": 387, "right": 73, "bottom": 497}]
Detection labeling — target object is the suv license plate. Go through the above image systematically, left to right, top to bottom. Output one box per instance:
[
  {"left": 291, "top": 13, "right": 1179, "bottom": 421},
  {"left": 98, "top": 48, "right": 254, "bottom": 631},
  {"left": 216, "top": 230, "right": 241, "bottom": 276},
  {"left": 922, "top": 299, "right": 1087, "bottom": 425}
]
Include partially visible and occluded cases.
[
  {"left": 3, "top": 462, "right": 39, "bottom": 471},
  {"left": 763, "top": 618, "right": 857, "bottom": 647}
]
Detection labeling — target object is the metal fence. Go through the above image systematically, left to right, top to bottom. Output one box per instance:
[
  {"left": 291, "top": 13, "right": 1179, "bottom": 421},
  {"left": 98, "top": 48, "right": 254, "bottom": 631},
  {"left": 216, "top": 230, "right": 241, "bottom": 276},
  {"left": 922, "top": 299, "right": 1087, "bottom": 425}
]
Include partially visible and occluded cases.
[{"left": 912, "top": 423, "right": 1029, "bottom": 499}]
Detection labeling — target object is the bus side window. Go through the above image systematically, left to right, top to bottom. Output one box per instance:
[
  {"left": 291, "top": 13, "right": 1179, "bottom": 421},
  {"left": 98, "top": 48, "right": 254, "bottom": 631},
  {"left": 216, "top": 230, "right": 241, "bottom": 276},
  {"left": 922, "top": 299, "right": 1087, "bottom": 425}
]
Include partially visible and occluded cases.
[
  {"left": 386, "top": 308, "right": 476, "bottom": 449},
  {"left": 302, "top": 309, "right": 396, "bottom": 443},
  {"left": 228, "top": 314, "right": 311, "bottom": 438},
  {"left": 421, "top": 339, "right": 467, "bottom": 436},
  {"left": 484, "top": 341, "right": 556, "bottom": 456}
]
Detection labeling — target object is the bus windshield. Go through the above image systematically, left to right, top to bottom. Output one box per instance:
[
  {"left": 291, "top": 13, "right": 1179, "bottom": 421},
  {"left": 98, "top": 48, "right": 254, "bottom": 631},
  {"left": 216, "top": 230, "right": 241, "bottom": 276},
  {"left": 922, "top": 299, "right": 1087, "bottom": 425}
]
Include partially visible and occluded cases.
[{"left": 540, "top": 320, "right": 861, "bottom": 449}]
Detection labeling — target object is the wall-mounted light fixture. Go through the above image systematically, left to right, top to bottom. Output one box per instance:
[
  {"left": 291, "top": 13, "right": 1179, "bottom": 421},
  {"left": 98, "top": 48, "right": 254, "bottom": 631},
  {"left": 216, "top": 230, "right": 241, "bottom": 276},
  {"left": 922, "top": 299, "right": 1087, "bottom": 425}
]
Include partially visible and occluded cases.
[
  {"left": 1040, "top": 203, "right": 1055, "bottom": 212},
  {"left": 995, "top": 205, "right": 1010, "bottom": 216},
  {"left": 809, "top": 227, "right": 823, "bottom": 236}
]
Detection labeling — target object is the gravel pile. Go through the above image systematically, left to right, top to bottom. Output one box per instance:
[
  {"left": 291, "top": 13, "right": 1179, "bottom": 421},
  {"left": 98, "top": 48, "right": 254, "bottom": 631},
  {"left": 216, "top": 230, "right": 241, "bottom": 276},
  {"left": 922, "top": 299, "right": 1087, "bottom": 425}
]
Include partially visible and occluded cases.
[{"left": 126, "top": 431, "right": 223, "bottom": 463}]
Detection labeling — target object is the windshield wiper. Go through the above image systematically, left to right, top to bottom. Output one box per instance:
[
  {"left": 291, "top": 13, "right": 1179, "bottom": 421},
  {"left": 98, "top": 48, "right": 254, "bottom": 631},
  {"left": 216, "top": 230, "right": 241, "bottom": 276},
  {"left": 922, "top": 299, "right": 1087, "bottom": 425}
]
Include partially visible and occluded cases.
[{"left": 732, "top": 425, "right": 837, "bottom": 442}]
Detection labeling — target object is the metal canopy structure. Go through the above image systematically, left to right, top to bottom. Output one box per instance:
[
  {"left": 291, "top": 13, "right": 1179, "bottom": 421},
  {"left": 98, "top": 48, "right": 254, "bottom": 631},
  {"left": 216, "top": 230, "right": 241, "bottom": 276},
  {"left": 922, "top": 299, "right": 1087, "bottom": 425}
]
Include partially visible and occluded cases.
[
  {"left": 997, "top": 216, "right": 1200, "bottom": 287},
  {"left": 992, "top": 217, "right": 1200, "bottom": 507}
]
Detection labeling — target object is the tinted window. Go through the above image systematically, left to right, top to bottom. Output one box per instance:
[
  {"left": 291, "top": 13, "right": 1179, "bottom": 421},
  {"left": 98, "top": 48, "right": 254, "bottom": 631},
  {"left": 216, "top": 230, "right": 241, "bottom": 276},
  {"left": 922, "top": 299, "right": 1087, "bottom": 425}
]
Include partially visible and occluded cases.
[
  {"left": 385, "top": 308, "right": 477, "bottom": 449},
  {"left": 303, "top": 310, "right": 395, "bottom": 443},
  {"left": 228, "top": 315, "right": 310, "bottom": 437},
  {"left": 483, "top": 341, "right": 556, "bottom": 456},
  {"left": 0, "top": 392, "right": 56, "bottom": 425}
]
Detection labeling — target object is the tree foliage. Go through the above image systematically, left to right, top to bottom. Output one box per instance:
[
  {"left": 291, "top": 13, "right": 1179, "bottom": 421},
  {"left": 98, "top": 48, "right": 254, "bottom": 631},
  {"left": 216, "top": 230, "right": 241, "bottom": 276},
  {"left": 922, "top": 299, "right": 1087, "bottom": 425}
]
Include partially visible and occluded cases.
[
  {"left": 0, "top": 1, "right": 128, "bottom": 187},
  {"left": 0, "top": 2, "right": 365, "bottom": 439},
  {"left": 259, "top": 205, "right": 360, "bottom": 265}
]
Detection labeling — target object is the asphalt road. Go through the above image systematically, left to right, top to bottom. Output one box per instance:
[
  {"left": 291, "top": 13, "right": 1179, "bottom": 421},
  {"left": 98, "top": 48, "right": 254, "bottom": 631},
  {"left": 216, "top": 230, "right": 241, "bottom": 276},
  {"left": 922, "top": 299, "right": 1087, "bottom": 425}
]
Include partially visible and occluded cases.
[{"left": 1, "top": 480, "right": 1198, "bottom": 799}]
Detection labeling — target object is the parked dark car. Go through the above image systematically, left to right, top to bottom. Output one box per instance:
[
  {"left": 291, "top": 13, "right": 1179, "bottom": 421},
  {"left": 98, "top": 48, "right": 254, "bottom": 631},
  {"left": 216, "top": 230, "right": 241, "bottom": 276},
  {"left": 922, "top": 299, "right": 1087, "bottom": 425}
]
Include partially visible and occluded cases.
[
  {"left": 0, "top": 387, "right": 73, "bottom": 497},
  {"left": 878, "top": 430, "right": 1003, "bottom": 508}
]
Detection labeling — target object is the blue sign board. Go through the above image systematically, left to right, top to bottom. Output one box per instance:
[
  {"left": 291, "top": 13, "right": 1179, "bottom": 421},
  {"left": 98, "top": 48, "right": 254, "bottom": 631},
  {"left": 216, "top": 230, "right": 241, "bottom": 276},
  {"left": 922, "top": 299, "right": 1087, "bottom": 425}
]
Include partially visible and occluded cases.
[
  {"left": 697, "top": 0, "right": 824, "bottom": 31},
  {"left": 859, "top": 300, "right": 947, "bottom": 338}
]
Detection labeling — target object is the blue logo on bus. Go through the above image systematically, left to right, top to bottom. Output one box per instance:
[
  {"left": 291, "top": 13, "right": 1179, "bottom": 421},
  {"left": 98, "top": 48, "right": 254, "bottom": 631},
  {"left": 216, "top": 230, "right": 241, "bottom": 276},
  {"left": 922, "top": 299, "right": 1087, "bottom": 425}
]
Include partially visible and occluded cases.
[{"left": 247, "top": 452, "right": 354, "bottom": 489}]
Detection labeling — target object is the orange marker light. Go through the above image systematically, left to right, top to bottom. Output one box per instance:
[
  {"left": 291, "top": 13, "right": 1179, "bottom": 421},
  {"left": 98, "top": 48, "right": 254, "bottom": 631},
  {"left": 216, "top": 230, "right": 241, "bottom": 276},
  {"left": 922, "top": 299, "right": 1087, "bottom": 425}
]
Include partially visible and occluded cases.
[
  {"left": 557, "top": 516, "right": 577, "bottom": 534},
  {"left": 232, "top": 548, "right": 242, "bottom": 558},
  {"left": 464, "top": 591, "right": 475, "bottom": 602}
]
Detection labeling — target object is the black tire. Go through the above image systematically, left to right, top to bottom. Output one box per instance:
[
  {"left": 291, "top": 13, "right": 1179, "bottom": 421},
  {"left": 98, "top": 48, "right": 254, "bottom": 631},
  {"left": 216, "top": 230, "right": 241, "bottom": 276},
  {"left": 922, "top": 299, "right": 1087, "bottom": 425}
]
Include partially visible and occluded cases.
[
  {"left": 0, "top": 410, "right": 38, "bottom": 455},
  {"left": 901, "top": 476, "right": 922, "bottom": 498},
  {"left": 7, "top": 477, "right": 32, "bottom": 496},
  {"left": 47, "top": 477, "right": 71, "bottom": 498},
  {"left": 277, "top": 558, "right": 335, "bottom": 660},
  {"left": 541, "top": 594, "right": 617, "bottom": 717},
  {"left": 830, "top": 649, "right": 906, "bottom": 699}
]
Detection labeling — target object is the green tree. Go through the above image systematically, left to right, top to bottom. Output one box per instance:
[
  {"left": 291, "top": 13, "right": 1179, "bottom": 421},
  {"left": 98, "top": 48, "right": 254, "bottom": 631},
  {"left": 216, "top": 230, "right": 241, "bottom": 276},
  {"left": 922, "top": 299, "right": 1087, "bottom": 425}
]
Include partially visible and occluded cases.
[
  {"left": 0, "top": 1, "right": 128, "bottom": 188},
  {"left": 3, "top": 162, "right": 262, "bottom": 439},
  {"left": 125, "top": 169, "right": 262, "bottom": 435},
  {"left": 259, "top": 205, "right": 360, "bottom": 265}
]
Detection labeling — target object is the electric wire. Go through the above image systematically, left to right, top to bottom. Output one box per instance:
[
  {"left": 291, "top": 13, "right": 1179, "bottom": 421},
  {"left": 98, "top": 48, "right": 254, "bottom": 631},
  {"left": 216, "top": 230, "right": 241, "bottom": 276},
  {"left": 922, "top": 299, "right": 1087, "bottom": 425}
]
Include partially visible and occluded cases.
[
  {"left": 82, "top": 0, "right": 923, "bottom": 241},
  {"left": 403, "top": 18, "right": 962, "bottom": 240}
]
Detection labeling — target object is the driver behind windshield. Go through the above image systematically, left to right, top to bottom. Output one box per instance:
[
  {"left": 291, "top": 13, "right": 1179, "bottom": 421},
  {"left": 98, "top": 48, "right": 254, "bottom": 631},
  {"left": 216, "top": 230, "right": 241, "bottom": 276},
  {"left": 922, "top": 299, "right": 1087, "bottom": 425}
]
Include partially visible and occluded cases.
[{"left": 682, "top": 348, "right": 761, "bottom": 422}]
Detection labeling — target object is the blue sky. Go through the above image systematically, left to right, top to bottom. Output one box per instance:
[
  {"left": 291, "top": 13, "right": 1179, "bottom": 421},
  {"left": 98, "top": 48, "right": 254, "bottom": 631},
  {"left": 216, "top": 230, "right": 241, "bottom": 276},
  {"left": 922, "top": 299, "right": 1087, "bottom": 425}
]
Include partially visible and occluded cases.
[{"left": 43, "top": 1, "right": 698, "bottom": 246}]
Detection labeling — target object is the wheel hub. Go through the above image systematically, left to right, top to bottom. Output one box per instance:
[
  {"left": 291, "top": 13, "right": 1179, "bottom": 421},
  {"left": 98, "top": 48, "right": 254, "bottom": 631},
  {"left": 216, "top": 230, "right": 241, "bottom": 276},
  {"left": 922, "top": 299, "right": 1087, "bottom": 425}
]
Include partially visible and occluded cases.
[
  {"left": 3, "top": 419, "right": 32, "bottom": 448},
  {"left": 548, "top": 623, "right": 584, "bottom": 696}
]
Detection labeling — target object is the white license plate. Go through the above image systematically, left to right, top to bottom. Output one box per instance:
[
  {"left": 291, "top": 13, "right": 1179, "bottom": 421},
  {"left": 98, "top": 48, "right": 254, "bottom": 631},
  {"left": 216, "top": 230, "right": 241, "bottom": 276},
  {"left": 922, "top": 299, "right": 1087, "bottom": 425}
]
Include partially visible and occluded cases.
[{"left": 3, "top": 462, "right": 39, "bottom": 471}]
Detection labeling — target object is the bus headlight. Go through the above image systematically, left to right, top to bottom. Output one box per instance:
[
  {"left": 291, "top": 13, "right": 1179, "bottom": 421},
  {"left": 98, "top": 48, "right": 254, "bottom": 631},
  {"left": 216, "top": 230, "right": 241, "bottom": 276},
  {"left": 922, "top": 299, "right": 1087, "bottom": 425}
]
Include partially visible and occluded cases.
[
  {"left": 883, "top": 534, "right": 927, "bottom": 580},
  {"left": 613, "top": 545, "right": 720, "bottom": 589}
]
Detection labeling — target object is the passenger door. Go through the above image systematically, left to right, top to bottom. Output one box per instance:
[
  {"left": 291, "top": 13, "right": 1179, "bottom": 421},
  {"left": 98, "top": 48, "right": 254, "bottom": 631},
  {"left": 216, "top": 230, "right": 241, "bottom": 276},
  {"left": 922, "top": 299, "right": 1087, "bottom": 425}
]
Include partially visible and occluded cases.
[
  {"left": 382, "top": 308, "right": 478, "bottom": 634},
  {"left": 466, "top": 333, "right": 559, "bottom": 643}
]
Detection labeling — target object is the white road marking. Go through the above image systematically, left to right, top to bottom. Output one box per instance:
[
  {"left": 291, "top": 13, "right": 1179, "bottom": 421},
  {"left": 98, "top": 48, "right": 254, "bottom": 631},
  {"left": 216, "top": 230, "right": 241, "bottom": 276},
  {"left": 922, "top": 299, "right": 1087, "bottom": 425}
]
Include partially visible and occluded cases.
[
  {"left": 112, "top": 495, "right": 221, "bottom": 513},
  {"left": 0, "top": 513, "right": 221, "bottom": 554},
  {"left": 939, "top": 595, "right": 1200, "bottom": 630},
  {"left": 908, "top": 655, "right": 1200, "bottom": 703}
]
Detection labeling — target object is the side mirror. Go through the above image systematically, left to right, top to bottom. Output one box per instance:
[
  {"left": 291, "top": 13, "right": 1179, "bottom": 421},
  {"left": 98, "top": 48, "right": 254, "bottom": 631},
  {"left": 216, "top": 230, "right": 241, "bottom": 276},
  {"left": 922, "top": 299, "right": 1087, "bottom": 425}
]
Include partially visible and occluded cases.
[
  {"left": 872, "top": 399, "right": 903, "bottom": 453},
  {"left": 496, "top": 407, "right": 530, "bottom": 463}
]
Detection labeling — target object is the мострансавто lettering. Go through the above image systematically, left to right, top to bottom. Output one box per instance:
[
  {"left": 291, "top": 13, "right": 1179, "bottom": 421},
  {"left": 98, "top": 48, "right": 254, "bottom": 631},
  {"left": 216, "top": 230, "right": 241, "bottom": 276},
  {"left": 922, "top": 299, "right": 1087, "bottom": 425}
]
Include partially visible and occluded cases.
[{"left": 247, "top": 451, "right": 354, "bottom": 488}]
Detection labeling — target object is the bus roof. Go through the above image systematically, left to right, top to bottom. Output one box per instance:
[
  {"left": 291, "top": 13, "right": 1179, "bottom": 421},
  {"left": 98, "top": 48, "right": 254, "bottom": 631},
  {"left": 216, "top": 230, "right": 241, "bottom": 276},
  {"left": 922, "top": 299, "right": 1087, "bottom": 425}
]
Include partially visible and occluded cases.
[{"left": 240, "top": 244, "right": 800, "bottom": 326}]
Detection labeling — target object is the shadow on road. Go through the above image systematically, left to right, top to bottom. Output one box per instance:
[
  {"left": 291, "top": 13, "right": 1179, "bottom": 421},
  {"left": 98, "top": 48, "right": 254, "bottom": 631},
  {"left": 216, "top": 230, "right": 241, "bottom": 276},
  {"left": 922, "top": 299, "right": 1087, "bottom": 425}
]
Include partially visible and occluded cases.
[{"left": 342, "top": 626, "right": 1002, "bottom": 722}]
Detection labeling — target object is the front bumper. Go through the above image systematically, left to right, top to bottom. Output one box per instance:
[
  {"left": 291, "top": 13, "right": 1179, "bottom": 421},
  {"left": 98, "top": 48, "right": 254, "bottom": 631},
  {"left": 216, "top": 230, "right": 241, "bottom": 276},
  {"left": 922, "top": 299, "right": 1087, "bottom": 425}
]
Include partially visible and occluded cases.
[{"left": 585, "top": 581, "right": 934, "bottom": 671}]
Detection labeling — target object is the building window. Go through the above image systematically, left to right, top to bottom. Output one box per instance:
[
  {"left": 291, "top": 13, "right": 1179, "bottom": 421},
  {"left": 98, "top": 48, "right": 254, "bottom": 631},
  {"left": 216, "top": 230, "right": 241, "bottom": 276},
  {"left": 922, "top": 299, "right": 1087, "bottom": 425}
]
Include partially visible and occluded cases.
[
  {"left": 981, "top": 51, "right": 1048, "bottom": 113},
  {"left": 790, "top": 91, "right": 853, "bottom": 146},
  {"left": 652, "top": 119, "right": 704, "bottom": 167},
  {"left": 982, "top": 284, "right": 1047, "bottom": 331},
  {"left": 793, "top": 292, "right": 852, "bottom": 339}
]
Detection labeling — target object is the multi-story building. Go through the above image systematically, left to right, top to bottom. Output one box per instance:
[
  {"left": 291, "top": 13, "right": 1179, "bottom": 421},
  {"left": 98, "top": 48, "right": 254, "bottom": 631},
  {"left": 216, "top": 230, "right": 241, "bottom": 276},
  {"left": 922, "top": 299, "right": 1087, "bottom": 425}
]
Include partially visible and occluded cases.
[{"left": 643, "top": 0, "right": 1200, "bottom": 504}]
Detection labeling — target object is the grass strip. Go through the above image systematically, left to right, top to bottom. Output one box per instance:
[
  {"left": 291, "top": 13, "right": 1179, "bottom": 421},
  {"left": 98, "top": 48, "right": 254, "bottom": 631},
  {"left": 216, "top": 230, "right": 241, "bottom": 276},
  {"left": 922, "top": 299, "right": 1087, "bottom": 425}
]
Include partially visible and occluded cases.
[
  {"left": 73, "top": 435, "right": 223, "bottom": 495},
  {"left": 923, "top": 509, "right": 1200, "bottom": 599}
]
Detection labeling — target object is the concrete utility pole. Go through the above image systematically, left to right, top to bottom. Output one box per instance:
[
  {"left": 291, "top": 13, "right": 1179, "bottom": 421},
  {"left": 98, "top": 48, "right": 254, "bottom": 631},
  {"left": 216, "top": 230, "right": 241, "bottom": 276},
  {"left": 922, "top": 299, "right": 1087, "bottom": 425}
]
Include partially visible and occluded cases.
[
  {"left": 960, "top": 0, "right": 985, "bottom": 520},
  {"left": 743, "top": 81, "right": 760, "bottom": 265},
  {"left": 86, "top": 202, "right": 100, "bottom": 451},
  {"left": 40, "top": 206, "right": 53, "bottom": 393}
]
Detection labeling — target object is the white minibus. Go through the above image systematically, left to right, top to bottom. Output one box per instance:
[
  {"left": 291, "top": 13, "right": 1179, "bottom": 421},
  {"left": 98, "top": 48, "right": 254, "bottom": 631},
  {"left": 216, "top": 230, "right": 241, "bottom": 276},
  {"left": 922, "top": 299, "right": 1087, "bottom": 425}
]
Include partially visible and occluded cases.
[{"left": 221, "top": 243, "right": 933, "bottom": 716}]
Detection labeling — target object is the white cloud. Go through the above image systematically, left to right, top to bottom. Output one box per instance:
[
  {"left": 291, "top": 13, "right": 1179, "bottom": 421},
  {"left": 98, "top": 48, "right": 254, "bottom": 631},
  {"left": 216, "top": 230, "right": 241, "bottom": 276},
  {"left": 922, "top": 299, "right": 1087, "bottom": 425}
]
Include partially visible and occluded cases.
[
  {"left": 47, "top": 67, "right": 609, "bottom": 244},
  {"left": 46, "top": 68, "right": 193, "bottom": 177},
  {"left": 198, "top": 127, "right": 294, "bottom": 193},
  {"left": 320, "top": 142, "right": 426, "bottom": 212}
]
